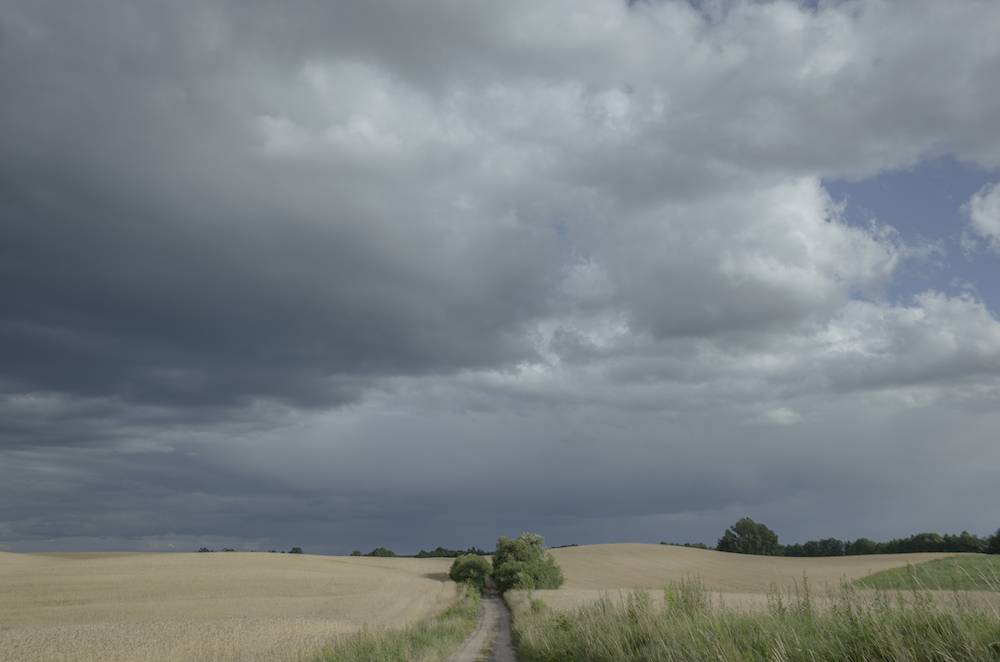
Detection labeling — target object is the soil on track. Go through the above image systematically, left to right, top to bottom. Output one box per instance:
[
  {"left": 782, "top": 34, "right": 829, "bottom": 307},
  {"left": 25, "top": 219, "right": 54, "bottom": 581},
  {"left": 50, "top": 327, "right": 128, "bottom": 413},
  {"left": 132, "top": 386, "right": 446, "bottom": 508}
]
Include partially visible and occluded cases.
[{"left": 448, "top": 589, "right": 516, "bottom": 662}]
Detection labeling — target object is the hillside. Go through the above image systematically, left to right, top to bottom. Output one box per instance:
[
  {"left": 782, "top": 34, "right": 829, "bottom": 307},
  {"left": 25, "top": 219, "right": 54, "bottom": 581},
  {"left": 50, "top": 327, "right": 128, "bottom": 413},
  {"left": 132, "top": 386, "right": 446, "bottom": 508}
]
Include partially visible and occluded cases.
[{"left": 0, "top": 551, "right": 454, "bottom": 662}]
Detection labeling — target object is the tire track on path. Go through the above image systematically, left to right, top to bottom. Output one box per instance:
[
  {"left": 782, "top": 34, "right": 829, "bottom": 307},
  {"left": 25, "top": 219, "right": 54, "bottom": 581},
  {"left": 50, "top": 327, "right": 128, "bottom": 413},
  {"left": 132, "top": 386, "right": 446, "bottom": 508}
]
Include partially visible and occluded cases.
[{"left": 448, "top": 589, "right": 516, "bottom": 662}]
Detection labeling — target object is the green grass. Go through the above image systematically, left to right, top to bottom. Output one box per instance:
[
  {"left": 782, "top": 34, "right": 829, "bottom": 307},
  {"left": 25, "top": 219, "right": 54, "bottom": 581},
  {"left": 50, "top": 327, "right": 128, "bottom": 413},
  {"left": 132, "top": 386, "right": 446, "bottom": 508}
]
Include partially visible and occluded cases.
[
  {"left": 857, "top": 555, "right": 1000, "bottom": 592},
  {"left": 508, "top": 579, "right": 1000, "bottom": 662},
  {"left": 316, "top": 584, "right": 479, "bottom": 662}
]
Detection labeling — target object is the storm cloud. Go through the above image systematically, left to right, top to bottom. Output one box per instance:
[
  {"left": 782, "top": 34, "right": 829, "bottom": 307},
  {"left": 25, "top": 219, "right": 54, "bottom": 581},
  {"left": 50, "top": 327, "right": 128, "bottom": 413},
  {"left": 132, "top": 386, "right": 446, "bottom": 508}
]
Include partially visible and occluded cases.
[{"left": 2, "top": 0, "right": 1000, "bottom": 553}]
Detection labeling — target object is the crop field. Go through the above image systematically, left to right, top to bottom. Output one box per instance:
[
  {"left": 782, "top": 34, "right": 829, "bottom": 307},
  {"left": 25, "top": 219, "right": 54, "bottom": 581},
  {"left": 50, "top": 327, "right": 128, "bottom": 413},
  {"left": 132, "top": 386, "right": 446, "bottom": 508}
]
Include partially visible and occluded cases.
[
  {"left": 519, "top": 544, "right": 988, "bottom": 613},
  {"left": 508, "top": 545, "right": 1000, "bottom": 662},
  {"left": 0, "top": 551, "right": 455, "bottom": 662}
]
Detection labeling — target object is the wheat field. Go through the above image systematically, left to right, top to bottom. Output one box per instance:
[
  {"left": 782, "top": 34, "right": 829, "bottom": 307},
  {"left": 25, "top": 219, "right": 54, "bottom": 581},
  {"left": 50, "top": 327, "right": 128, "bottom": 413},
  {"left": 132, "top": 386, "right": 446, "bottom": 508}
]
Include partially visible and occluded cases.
[
  {"left": 522, "top": 544, "right": 979, "bottom": 612},
  {"left": 0, "top": 551, "right": 454, "bottom": 662}
]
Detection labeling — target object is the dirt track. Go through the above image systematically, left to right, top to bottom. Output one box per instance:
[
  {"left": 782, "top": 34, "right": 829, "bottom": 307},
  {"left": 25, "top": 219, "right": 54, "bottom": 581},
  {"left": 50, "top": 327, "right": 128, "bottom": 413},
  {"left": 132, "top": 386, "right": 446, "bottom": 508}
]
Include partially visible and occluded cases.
[{"left": 448, "top": 590, "right": 516, "bottom": 662}]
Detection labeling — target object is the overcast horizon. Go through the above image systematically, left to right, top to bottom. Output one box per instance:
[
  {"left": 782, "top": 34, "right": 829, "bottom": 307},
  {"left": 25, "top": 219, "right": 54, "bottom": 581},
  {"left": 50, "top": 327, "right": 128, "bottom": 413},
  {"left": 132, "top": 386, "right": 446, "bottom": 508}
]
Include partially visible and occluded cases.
[{"left": 3, "top": 0, "right": 1000, "bottom": 555}]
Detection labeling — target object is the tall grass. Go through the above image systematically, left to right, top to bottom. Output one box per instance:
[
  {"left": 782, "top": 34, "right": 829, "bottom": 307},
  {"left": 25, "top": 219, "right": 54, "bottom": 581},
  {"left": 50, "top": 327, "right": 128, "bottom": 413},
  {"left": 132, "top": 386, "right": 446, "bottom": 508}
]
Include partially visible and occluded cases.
[
  {"left": 510, "top": 579, "right": 1000, "bottom": 661},
  {"left": 317, "top": 585, "right": 480, "bottom": 662}
]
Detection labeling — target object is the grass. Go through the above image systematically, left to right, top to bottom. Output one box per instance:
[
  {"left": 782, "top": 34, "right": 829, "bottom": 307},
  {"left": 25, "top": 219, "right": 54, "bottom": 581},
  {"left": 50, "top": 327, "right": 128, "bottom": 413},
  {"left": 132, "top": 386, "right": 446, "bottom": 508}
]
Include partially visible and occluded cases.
[
  {"left": 857, "top": 555, "right": 1000, "bottom": 592},
  {"left": 508, "top": 579, "right": 1000, "bottom": 661},
  {"left": 316, "top": 585, "right": 480, "bottom": 662}
]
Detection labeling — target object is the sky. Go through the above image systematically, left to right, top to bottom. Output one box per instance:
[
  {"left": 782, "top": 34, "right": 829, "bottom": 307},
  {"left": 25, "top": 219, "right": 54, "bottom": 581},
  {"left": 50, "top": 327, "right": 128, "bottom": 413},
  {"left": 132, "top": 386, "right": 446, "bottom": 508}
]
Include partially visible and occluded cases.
[{"left": 2, "top": 0, "right": 1000, "bottom": 555}]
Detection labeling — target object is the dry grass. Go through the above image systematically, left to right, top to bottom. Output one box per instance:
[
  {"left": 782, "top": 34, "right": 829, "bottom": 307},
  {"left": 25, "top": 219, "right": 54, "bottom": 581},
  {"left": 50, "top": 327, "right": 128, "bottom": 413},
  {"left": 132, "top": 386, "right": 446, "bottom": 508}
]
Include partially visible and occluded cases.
[{"left": 0, "top": 551, "right": 454, "bottom": 662}]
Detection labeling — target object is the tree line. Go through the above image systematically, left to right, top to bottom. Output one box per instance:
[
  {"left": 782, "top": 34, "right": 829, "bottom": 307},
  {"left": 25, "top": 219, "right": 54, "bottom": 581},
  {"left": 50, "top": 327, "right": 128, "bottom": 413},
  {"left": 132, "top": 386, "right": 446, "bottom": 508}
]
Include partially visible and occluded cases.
[{"left": 693, "top": 517, "right": 1000, "bottom": 557}]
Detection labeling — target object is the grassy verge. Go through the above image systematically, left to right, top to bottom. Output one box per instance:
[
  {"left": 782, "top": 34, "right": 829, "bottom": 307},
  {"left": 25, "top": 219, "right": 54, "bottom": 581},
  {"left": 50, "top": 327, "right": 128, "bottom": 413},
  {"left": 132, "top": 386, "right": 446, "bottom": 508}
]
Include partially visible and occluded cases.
[
  {"left": 857, "top": 555, "right": 1000, "bottom": 592},
  {"left": 508, "top": 579, "right": 1000, "bottom": 661},
  {"left": 317, "top": 584, "right": 480, "bottom": 662}
]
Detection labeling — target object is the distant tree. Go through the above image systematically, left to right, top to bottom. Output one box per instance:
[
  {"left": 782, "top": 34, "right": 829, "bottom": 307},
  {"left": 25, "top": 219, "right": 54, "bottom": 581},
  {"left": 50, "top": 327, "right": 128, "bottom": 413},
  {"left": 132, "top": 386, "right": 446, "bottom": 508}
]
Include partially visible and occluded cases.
[
  {"left": 716, "top": 518, "right": 780, "bottom": 556},
  {"left": 988, "top": 529, "right": 1000, "bottom": 555},
  {"left": 943, "top": 531, "right": 987, "bottom": 553},
  {"left": 492, "top": 533, "right": 564, "bottom": 593},
  {"left": 786, "top": 538, "right": 845, "bottom": 557},
  {"left": 845, "top": 538, "right": 879, "bottom": 555},
  {"left": 660, "top": 542, "right": 709, "bottom": 550},
  {"left": 289, "top": 546, "right": 304, "bottom": 554},
  {"left": 415, "top": 546, "right": 489, "bottom": 558},
  {"left": 197, "top": 547, "right": 213, "bottom": 553},
  {"left": 367, "top": 547, "right": 396, "bottom": 557},
  {"left": 221, "top": 548, "right": 236, "bottom": 552},
  {"left": 350, "top": 550, "right": 363, "bottom": 556},
  {"left": 449, "top": 554, "right": 491, "bottom": 591}
]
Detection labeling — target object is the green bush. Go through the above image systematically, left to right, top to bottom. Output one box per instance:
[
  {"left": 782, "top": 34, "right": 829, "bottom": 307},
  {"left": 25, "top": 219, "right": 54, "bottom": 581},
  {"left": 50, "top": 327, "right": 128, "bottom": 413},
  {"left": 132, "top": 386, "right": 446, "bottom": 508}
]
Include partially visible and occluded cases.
[
  {"left": 492, "top": 533, "right": 564, "bottom": 593},
  {"left": 367, "top": 547, "right": 396, "bottom": 557},
  {"left": 449, "top": 554, "right": 491, "bottom": 591}
]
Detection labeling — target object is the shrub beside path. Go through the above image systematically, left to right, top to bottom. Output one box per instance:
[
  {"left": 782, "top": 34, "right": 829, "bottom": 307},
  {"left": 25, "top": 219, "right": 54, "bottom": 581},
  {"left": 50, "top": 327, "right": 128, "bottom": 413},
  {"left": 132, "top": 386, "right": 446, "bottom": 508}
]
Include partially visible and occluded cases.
[{"left": 447, "top": 587, "right": 516, "bottom": 662}]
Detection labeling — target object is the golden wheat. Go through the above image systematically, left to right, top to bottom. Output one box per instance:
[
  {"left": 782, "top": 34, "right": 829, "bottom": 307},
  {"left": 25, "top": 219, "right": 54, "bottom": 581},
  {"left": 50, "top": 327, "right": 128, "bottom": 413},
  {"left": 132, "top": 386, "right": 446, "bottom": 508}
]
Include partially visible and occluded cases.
[
  {"left": 516, "top": 544, "right": 994, "bottom": 613},
  {"left": 0, "top": 551, "right": 454, "bottom": 662}
]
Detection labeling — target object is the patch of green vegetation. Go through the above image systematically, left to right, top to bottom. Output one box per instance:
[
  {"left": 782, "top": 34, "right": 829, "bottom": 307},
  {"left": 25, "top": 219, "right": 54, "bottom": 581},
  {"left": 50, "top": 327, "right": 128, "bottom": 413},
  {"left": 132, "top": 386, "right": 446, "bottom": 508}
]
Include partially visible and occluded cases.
[
  {"left": 492, "top": 533, "right": 564, "bottom": 593},
  {"left": 450, "top": 553, "right": 492, "bottom": 592},
  {"left": 857, "top": 555, "right": 1000, "bottom": 592},
  {"left": 509, "top": 581, "right": 1000, "bottom": 662},
  {"left": 317, "top": 585, "right": 479, "bottom": 662}
]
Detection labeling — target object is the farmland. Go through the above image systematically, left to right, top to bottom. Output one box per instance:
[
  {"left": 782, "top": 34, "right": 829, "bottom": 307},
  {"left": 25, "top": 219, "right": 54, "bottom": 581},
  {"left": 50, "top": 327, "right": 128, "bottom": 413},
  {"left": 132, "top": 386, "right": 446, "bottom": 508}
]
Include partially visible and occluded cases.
[
  {"left": 517, "top": 543, "right": 964, "bottom": 613},
  {"left": 506, "top": 544, "right": 1000, "bottom": 662},
  {"left": 0, "top": 551, "right": 454, "bottom": 662}
]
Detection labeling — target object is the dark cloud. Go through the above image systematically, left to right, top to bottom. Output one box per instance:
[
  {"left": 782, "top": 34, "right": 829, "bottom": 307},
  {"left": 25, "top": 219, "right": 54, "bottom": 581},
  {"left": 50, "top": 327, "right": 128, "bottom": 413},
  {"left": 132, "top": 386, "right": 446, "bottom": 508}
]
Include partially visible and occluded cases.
[{"left": 2, "top": 0, "right": 1000, "bottom": 552}]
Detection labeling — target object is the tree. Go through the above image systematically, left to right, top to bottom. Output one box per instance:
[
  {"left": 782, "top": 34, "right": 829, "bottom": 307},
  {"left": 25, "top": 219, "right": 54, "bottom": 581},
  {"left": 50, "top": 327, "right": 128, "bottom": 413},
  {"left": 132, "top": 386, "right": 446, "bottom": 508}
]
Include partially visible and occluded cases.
[
  {"left": 716, "top": 517, "right": 780, "bottom": 556},
  {"left": 988, "top": 529, "right": 1000, "bottom": 555},
  {"left": 492, "top": 533, "right": 564, "bottom": 593},
  {"left": 845, "top": 537, "right": 879, "bottom": 555},
  {"left": 289, "top": 546, "right": 304, "bottom": 554},
  {"left": 367, "top": 547, "right": 396, "bottom": 557},
  {"left": 350, "top": 550, "right": 363, "bottom": 556},
  {"left": 449, "top": 554, "right": 491, "bottom": 591}
]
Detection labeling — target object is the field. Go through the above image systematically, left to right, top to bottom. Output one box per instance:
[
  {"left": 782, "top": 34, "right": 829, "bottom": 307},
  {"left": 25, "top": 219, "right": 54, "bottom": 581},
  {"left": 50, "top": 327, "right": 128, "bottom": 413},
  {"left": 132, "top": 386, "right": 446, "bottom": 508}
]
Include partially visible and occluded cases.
[
  {"left": 523, "top": 543, "right": 962, "bottom": 612},
  {"left": 508, "top": 545, "right": 1000, "bottom": 662},
  {"left": 0, "top": 551, "right": 455, "bottom": 662},
  {"left": 857, "top": 554, "right": 1000, "bottom": 592}
]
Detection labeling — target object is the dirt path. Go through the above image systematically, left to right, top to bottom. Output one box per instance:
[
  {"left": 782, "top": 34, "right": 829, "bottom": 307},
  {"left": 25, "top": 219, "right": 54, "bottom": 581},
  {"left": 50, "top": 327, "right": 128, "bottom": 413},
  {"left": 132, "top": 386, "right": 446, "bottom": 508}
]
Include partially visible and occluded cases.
[{"left": 448, "top": 590, "right": 516, "bottom": 662}]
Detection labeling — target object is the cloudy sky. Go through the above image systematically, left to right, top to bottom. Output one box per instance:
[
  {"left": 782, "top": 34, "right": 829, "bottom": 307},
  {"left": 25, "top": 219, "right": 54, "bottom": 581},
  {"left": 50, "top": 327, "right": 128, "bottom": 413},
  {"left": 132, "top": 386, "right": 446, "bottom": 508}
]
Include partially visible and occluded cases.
[{"left": 2, "top": 0, "right": 1000, "bottom": 554}]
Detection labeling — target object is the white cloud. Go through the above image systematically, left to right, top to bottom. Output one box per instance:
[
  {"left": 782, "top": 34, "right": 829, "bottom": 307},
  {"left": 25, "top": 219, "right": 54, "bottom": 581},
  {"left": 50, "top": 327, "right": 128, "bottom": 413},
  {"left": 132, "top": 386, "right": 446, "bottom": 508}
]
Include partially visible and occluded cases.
[{"left": 965, "top": 182, "right": 1000, "bottom": 253}]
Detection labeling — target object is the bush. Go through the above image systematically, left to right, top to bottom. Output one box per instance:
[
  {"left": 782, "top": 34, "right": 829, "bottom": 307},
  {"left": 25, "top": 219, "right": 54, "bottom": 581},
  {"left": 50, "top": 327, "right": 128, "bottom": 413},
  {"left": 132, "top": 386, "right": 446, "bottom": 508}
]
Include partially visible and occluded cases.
[
  {"left": 716, "top": 517, "right": 780, "bottom": 556},
  {"left": 492, "top": 533, "right": 564, "bottom": 593},
  {"left": 289, "top": 546, "right": 304, "bottom": 554},
  {"left": 366, "top": 547, "right": 396, "bottom": 557},
  {"left": 349, "top": 550, "right": 362, "bottom": 557},
  {"left": 449, "top": 554, "right": 491, "bottom": 591}
]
